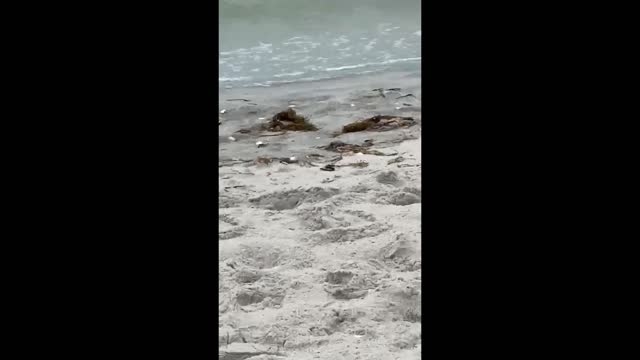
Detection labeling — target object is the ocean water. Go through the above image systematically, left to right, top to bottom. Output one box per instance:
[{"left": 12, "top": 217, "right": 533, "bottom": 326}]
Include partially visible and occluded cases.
[{"left": 219, "top": 0, "right": 421, "bottom": 88}]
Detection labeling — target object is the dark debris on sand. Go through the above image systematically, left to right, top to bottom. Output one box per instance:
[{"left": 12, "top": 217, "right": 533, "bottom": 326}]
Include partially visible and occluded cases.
[
  {"left": 236, "top": 108, "right": 318, "bottom": 134},
  {"left": 263, "top": 108, "right": 318, "bottom": 132},
  {"left": 341, "top": 115, "right": 416, "bottom": 134},
  {"left": 321, "top": 141, "right": 382, "bottom": 155}
]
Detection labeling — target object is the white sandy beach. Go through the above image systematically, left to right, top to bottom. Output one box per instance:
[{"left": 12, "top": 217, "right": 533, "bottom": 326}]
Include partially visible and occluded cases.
[{"left": 219, "top": 72, "right": 421, "bottom": 360}]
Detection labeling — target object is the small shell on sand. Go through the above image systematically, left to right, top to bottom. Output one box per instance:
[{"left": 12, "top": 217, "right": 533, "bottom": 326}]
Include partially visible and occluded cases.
[
  {"left": 288, "top": 105, "right": 296, "bottom": 108},
  {"left": 395, "top": 106, "right": 401, "bottom": 110},
  {"left": 220, "top": 109, "right": 227, "bottom": 114},
  {"left": 258, "top": 117, "right": 266, "bottom": 120},
  {"left": 228, "top": 136, "right": 236, "bottom": 141},
  {"left": 256, "top": 141, "right": 265, "bottom": 147}
]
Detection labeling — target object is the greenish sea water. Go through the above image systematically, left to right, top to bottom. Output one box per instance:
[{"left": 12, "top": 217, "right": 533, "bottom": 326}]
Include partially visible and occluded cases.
[{"left": 219, "top": 0, "right": 421, "bottom": 88}]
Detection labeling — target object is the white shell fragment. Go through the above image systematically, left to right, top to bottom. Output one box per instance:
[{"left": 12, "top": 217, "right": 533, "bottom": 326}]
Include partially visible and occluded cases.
[
  {"left": 220, "top": 109, "right": 227, "bottom": 114},
  {"left": 228, "top": 136, "right": 236, "bottom": 141},
  {"left": 256, "top": 141, "right": 265, "bottom": 147}
]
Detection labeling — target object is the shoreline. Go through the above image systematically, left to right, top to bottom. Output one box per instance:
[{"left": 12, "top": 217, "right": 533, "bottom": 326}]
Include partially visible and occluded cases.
[
  {"left": 220, "top": 61, "right": 421, "bottom": 90},
  {"left": 220, "top": 68, "right": 420, "bottom": 93}
]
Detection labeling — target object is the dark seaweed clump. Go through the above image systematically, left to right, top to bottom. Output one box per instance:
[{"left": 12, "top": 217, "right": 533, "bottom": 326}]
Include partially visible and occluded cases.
[
  {"left": 263, "top": 108, "right": 317, "bottom": 131},
  {"left": 342, "top": 115, "right": 415, "bottom": 133}
]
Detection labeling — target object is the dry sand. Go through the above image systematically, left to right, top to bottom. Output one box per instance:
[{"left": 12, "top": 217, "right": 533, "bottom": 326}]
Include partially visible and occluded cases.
[{"left": 219, "top": 72, "right": 421, "bottom": 360}]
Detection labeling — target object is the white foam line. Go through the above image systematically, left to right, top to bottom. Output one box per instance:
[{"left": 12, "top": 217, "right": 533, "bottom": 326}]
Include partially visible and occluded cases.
[
  {"left": 325, "top": 57, "right": 421, "bottom": 72},
  {"left": 273, "top": 71, "right": 305, "bottom": 78},
  {"left": 219, "top": 76, "right": 252, "bottom": 82}
]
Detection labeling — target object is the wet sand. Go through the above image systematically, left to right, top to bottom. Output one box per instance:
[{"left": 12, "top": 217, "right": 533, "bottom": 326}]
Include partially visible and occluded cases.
[
  {"left": 219, "top": 71, "right": 422, "bottom": 360},
  {"left": 219, "top": 71, "right": 421, "bottom": 161}
]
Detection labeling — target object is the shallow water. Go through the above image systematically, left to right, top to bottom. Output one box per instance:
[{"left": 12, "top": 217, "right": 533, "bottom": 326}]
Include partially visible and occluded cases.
[{"left": 219, "top": 0, "right": 421, "bottom": 88}]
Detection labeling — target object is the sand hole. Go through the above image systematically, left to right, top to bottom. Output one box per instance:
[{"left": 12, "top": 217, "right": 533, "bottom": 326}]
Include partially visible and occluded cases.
[
  {"left": 249, "top": 187, "right": 340, "bottom": 210},
  {"left": 325, "top": 270, "right": 354, "bottom": 284}
]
